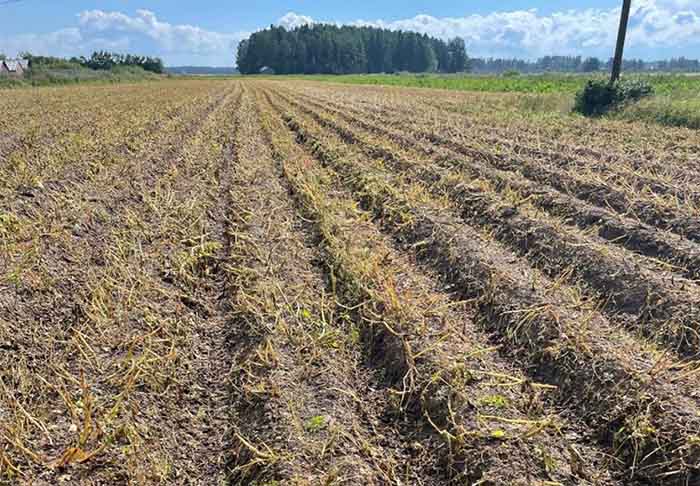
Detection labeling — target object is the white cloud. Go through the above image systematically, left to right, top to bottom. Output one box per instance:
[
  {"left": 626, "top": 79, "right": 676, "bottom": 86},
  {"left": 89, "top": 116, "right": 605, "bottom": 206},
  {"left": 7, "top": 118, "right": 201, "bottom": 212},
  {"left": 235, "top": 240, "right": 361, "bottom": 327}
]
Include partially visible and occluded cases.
[
  {"left": 276, "top": 1, "right": 700, "bottom": 58},
  {"left": 77, "top": 9, "right": 245, "bottom": 55},
  {"left": 0, "top": 10, "right": 248, "bottom": 65},
  {"left": 277, "top": 12, "right": 315, "bottom": 30},
  {"left": 0, "top": 28, "right": 83, "bottom": 58}
]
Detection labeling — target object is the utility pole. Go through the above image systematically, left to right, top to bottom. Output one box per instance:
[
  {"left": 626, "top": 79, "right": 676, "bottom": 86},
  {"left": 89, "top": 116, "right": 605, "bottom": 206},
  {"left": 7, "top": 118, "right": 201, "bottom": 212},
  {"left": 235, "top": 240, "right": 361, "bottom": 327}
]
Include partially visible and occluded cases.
[{"left": 610, "top": 0, "right": 632, "bottom": 84}]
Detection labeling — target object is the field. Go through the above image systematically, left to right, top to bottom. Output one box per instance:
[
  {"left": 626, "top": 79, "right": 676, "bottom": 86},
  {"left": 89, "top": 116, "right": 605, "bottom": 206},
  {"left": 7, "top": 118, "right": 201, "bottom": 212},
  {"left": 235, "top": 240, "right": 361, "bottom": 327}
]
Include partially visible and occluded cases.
[
  {"left": 281, "top": 73, "right": 700, "bottom": 129},
  {"left": 288, "top": 73, "right": 700, "bottom": 94},
  {"left": 2, "top": 78, "right": 700, "bottom": 485}
]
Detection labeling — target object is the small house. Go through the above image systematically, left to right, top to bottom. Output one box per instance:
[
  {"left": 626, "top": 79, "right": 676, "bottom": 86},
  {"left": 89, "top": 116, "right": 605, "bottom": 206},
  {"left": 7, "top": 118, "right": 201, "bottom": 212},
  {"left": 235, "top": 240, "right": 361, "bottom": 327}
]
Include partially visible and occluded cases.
[{"left": 0, "top": 59, "right": 27, "bottom": 77}]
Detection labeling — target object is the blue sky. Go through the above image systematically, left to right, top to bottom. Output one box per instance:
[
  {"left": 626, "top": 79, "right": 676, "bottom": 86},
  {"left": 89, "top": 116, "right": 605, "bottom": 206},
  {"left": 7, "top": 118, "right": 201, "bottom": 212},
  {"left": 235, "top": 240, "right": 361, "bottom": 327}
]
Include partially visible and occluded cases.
[{"left": 2, "top": 0, "right": 700, "bottom": 66}]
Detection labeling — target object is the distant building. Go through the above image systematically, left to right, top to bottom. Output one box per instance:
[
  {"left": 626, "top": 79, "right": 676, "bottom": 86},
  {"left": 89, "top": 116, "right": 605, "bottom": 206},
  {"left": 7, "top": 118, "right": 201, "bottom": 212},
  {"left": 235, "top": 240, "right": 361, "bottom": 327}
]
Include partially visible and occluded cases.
[
  {"left": 0, "top": 59, "right": 28, "bottom": 77},
  {"left": 259, "top": 66, "right": 275, "bottom": 75}
]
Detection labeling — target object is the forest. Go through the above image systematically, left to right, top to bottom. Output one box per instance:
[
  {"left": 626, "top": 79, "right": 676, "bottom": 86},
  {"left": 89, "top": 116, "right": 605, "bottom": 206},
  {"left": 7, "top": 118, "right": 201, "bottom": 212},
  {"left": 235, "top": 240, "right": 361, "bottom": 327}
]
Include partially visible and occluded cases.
[{"left": 236, "top": 24, "right": 468, "bottom": 75}]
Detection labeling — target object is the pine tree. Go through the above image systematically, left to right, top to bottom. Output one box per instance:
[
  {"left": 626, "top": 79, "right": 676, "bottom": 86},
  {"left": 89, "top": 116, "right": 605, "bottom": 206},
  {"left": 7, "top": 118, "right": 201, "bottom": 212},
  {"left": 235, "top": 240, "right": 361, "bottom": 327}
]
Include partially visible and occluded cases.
[{"left": 236, "top": 23, "right": 457, "bottom": 75}]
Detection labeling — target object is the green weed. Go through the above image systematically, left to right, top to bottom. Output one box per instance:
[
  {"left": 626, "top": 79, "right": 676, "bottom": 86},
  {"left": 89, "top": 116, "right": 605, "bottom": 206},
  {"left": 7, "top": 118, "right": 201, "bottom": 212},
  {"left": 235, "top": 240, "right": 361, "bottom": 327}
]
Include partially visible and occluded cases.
[{"left": 304, "top": 415, "right": 327, "bottom": 433}]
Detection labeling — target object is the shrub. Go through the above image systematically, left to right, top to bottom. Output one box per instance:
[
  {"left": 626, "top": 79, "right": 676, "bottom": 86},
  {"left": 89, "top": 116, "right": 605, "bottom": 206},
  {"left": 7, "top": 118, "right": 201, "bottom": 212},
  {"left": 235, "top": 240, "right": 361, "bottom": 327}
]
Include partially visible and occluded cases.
[
  {"left": 503, "top": 70, "right": 521, "bottom": 77},
  {"left": 574, "top": 79, "right": 654, "bottom": 117},
  {"left": 618, "top": 79, "right": 654, "bottom": 102},
  {"left": 574, "top": 80, "right": 618, "bottom": 116}
]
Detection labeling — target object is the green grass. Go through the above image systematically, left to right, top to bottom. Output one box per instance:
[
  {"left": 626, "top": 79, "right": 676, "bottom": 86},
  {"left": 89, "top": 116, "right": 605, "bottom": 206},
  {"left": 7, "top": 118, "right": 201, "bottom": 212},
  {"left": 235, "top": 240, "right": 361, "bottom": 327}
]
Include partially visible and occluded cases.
[
  {"left": 0, "top": 65, "right": 162, "bottom": 88},
  {"left": 279, "top": 72, "right": 700, "bottom": 96},
  {"left": 283, "top": 73, "right": 589, "bottom": 93},
  {"left": 615, "top": 94, "right": 700, "bottom": 129}
]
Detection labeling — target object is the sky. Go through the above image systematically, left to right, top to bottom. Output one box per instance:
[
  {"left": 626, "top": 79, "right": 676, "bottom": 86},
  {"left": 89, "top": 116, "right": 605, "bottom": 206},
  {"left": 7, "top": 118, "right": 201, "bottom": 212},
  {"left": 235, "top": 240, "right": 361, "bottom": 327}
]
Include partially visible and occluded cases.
[{"left": 1, "top": 0, "right": 700, "bottom": 66}]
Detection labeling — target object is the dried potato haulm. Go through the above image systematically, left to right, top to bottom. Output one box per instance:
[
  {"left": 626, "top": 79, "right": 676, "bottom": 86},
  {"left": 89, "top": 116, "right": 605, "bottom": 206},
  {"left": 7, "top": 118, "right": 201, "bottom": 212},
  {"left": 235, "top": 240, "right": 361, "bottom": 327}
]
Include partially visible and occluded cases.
[
  {"left": 2, "top": 78, "right": 700, "bottom": 485},
  {"left": 1, "top": 80, "right": 240, "bottom": 483},
  {"left": 263, "top": 83, "right": 700, "bottom": 485}
]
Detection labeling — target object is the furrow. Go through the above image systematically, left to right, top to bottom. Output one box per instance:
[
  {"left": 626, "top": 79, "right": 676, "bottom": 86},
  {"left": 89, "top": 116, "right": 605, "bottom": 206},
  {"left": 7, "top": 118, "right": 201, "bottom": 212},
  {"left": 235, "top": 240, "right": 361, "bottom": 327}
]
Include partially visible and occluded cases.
[
  {"left": 1, "top": 82, "right": 231, "bottom": 223},
  {"left": 292, "top": 82, "right": 700, "bottom": 186},
  {"left": 0, "top": 83, "right": 241, "bottom": 483},
  {"left": 281, "top": 84, "right": 700, "bottom": 243},
  {"left": 0, "top": 85, "right": 147, "bottom": 163},
  {"left": 225, "top": 86, "right": 409, "bottom": 485},
  {"left": 303, "top": 86, "right": 700, "bottom": 200},
  {"left": 259, "top": 87, "right": 625, "bottom": 486},
  {"left": 265, "top": 87, "right": 700, "bottom": 485},
  {"left": 286, "top": 87, "right": 700, "bottom": 268},
  {"left": 273, "top": 88, "right": 700, "bottom": 357},
  {"left": 284, "top": 88, "right": 700, "bottom": 281}
]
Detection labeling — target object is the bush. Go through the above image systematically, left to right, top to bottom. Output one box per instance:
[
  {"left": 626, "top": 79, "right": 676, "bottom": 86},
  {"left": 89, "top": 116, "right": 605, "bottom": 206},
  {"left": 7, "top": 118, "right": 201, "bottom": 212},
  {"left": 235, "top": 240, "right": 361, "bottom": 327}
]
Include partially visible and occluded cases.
[
  {"left": 503, "top": 70, "right": 521, "bottom": 77},
  {"left": 574, "top": 79, "right": 654, "bottom": 117},
  {"left": 617, "top": 79, "right": 654, "bottom": 102},
  {"left": 573, "top": 80, "right": 618, "bottom": 116}
]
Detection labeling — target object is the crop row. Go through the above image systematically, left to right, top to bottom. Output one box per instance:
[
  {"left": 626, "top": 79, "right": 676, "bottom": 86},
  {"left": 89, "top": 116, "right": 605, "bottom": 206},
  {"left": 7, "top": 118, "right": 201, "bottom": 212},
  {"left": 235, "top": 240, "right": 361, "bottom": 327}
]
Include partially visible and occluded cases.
[
  {"left": 1, "top": 81, "right": 241, "bottom": 483},
  {"left": 1, "top": 81, "right": 227, "bottom": 199},
  {"left": 287, "top": 81, "right": 700, "bottom": 175},
  {"left": 260, "top": 83, "right": 700, "bottom": 484},
  {"left": 282, "top": 85, "right": 700, "bottom": 243},
  {"left": 255, "top": 86, "right": 625, "bottom": 485},
  {"left": 297, "top": 86, "right": 700, "bottom": 205},
  {"left": 272, "top": 88, "right": 700, "bottom": 356}
]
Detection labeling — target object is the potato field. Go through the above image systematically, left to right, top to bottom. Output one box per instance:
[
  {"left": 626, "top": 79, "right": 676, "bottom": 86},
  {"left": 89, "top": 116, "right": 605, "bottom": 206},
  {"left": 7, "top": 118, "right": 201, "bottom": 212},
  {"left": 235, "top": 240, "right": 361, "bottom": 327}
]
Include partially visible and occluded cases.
[{"left": 2, "top": 79, "right": 700, "bottom": 485}]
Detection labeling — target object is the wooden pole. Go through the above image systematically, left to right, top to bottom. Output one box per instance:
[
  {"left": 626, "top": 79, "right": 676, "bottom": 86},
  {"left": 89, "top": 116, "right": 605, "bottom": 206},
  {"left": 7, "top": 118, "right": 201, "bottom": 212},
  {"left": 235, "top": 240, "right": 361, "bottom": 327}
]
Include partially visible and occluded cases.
[{"left": 611, "top": 0, "right": 632, "bottom": 84}]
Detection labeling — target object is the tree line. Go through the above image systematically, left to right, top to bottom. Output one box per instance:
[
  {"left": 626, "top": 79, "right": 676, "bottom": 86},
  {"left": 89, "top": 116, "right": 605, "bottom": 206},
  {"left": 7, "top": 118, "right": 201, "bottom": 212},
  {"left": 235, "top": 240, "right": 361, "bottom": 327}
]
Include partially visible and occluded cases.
[
  {"left": 237, "top": 24, "right": 468, "bottom": 75},
  {"left": 77, "top": 51, "right": 165, "bottom": 74},
  {"left": 16, "top": 52, "right": 164, "bottom": 74},
  {"left": 470, "top": 55, "right": 700, "bottom": 74},
  {"left": 470, "top": 56, "right": 598, "bottom": 74}
]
